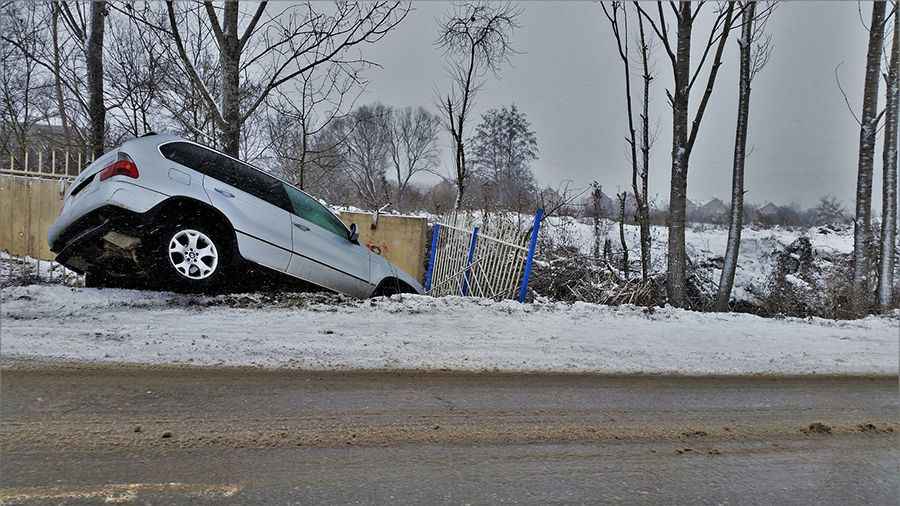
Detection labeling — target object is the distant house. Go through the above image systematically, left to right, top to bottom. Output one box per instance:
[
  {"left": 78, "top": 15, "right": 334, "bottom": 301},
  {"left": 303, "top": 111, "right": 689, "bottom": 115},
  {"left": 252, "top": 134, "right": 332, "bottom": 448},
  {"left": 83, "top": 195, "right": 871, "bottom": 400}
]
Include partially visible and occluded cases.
[
  {"left": 685, "top": 198, "right": 699, "bottom": 216},
  {"left": 697, "top": 198, "right": 729, "bottom": 223},
  {"left": 754, "top": 202, "right": 782, "bottom": 224},
  {"left": 756, "top": 202, "right": 781, "bottom": 219}
]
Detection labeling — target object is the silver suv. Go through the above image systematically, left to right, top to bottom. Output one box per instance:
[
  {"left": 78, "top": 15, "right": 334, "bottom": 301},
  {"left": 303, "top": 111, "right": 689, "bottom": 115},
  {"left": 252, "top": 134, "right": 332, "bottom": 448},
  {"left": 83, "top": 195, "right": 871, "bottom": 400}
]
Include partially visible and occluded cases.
[{"left": 48, "top": 133, "right": 423, "bottom": 297}]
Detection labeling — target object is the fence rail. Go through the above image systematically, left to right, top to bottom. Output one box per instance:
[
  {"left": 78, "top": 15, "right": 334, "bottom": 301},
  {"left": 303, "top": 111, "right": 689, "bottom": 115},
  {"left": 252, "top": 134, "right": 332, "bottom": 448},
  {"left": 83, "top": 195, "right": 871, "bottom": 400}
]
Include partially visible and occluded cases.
[
  {"left": 2, "top": 147, "right": 93, "bottom": 179},
  {"left": 425, "top": 209, "right": 543, "bottom": 302}
]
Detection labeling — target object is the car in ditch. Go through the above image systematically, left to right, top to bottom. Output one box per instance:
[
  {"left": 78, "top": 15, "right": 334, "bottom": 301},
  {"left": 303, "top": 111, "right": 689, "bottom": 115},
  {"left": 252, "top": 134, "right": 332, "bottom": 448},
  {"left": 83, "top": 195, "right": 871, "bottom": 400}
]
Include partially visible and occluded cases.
[{"left": 48, "top": 133, "right": 423, "bottom": 297}]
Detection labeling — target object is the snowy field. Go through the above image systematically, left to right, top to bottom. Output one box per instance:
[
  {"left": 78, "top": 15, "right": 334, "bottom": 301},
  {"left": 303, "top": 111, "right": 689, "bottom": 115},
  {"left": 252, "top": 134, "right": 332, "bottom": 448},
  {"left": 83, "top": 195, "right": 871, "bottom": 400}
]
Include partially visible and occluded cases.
[
  {"left": 539, "top": 216, "right": 858, "bottom": 303},
  {"left": 2, "top": 285, "right": 896, "bottom": 376}
]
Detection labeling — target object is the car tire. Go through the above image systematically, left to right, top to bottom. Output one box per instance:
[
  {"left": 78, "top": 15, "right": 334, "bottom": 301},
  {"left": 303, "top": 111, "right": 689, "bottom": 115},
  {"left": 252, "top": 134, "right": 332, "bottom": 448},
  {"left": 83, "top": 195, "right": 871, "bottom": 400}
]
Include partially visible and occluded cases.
[
  {"left": 153, "top": 223, "right": 232, "bottom": 293},
  {"left": 84, "top": 270, "right": 105, "bottom": 288}
]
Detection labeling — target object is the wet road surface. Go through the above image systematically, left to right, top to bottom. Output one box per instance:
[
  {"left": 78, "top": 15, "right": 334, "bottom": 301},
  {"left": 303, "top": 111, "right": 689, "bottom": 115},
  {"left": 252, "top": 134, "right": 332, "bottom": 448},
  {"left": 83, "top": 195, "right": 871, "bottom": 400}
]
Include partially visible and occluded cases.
[{"left": 1, "top": 366, "right": 897, "bottom": 504}]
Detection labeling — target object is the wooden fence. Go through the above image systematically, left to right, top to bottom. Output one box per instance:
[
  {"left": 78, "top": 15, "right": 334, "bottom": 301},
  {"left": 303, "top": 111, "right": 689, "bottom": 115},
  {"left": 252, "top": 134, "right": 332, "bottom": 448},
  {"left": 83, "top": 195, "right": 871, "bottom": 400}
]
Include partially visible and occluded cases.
[
  {"left": 0, "top": 147, "right": 86, "bottom": 260},
  {"left": 0, "top": 174, "right": 69, "bottom": 260}
]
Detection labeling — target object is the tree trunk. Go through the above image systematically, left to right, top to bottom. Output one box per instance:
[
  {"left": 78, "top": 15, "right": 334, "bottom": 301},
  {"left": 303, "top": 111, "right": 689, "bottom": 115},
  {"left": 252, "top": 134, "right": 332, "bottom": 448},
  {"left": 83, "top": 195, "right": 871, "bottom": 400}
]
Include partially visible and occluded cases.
[
  {"left": 851, "top": 0, "right": 887, "bottom": 316},
  {"left": 86, "top": 1, "right": 106, "bottom": 158},
  {"left": 716, "top": 1, "right": 756, "bottom": 311},
  {"left": 879, "top": 1, "right": 900, "bottom": 310},
  {"left": 220, "top": 2, "right": 241, "bottom": 157},
  {"left": 50, "top": 3, "right": 72, "bottom": 146},
  {"left": 667, "top": 3, "right": 693, "bottom": 307},
  {"left": 637, "top": 11, "right": 652, "bottom": 283},
  {"left": 299, "top": 124, "right": 308, "bottom": 190},
  {"left": 453, "top": 135, "right": 466, "bottom": 209},
  {"left": 592, "top": 183, "right": 603, "bottom": 261},
  {"left": 618, "top": 192, "right": 629, "bottom": 279}
]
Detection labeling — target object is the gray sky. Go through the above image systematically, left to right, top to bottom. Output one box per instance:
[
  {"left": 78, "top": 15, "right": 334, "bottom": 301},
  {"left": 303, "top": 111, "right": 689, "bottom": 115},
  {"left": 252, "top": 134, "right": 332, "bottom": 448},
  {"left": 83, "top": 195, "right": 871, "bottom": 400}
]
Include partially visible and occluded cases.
[{"left": 358, "top": 1, "right": 879, "bottom": 209}]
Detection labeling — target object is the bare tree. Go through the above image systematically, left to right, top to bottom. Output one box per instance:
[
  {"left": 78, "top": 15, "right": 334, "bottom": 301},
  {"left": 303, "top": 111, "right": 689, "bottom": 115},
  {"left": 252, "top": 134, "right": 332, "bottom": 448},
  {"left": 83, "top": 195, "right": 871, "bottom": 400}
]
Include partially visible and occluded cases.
[
  {"left": 85, "top": 0, "right": 106, "bottom": 157},
  {"left": 850, "top": 0, "right": 887, "bottom": 316},
  {"left": 0, "top": 1, "right": 53, "bottom": 156},
  {"left": 154, "top": 1, "right": 409, "bottom": 157},
  {"left": 436, "top": 1, "right": 520, "bottom": 209},
  {"left": 601, "top": 1, "right": 655, "bottom": 282},
  {"left": 636, "top": 1, "right": 738, "bottom": 308},
  {"left": 716, "top": 1, "right": 775, "bottom": 311},
  {"left": 879, "top": 1, "right": 899, "bottom": 310},
  {"left": 3, "top": 2, "right": 116, "bottom": 152},
  {"left": 49, "top": 2, "right": 75, "bottom": 144},
  {"left": 151, "top": 4, "right": 223, "bottom": 147},
  {"left": 635, "top": 6, "right": 655, "bottom": 283},
  {"left": 104, "top": 10, "right": 167, "bottom": 141},
  {"left": 267, "top": 58, "right": 360, "bottom": 190},
  {"left": 339, "top": 103, "right": 393, "bottom": 209},
  {"left": 388, "top": 106, "right": 441, "bottom": 211},
  {"left": 296, "top": 119, "right": 359, "bottom": 205},
  {"left": 590, "top": 182, "right": 604, "bottom": 261},
  {"left": 617, "top": 191, "right": 630, "bottom": 279}
]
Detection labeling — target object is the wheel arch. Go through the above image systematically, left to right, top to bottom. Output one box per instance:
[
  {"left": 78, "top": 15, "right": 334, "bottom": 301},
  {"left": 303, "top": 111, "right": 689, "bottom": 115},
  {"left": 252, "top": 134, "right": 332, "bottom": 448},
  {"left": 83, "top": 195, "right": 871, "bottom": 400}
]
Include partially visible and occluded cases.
[
  {"left": 146, "top": 197, "right": 241, "bottom": 263},
  {"left": 372, "top": 276, "right": 419, "bottom": 297}
]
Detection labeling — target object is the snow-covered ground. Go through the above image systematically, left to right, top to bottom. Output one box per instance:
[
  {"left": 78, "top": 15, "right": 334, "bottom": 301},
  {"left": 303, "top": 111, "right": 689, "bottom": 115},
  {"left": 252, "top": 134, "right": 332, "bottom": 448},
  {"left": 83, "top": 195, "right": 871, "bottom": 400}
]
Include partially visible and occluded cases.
[
  {"left": 539, "top": 216, "right": 857, "bottom": 303},
  {"left": 0, "top": 251, "right": 82, "bottom": 288},
  {"left": 2, "top": 285, "right": 896, "bottom": 376}
]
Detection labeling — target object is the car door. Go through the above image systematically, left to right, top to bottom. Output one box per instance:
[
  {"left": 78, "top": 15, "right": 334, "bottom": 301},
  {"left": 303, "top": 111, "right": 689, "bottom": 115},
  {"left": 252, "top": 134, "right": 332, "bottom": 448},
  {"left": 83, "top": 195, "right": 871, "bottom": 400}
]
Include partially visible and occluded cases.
[
  {"left": 194, "top": 148, "right": 293, "bottom": 271},
  {"left": 281, "top": 183, "right": 373, "bottom": 297}
]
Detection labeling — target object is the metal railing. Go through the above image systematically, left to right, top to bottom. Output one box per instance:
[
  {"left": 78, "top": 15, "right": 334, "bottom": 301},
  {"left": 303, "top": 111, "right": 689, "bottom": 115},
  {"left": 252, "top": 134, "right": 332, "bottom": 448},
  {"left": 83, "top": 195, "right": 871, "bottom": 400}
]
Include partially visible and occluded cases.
[
  {"left": 2, "top": 147, "right": 93, "bottom": 179},
  {"left": 425, "top": 209, "right": 543, "bottom": 302}
]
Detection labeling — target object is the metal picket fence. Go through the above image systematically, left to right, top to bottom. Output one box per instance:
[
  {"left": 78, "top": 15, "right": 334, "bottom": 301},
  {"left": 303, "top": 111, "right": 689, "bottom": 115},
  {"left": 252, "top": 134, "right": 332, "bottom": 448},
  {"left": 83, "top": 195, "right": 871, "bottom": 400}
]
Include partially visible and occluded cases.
[
  {"left": 2, "top": 146, "right": 93, "bottom": 179},
  {"left": 424, "top": 209, "right": 543, "bottom": 302}
]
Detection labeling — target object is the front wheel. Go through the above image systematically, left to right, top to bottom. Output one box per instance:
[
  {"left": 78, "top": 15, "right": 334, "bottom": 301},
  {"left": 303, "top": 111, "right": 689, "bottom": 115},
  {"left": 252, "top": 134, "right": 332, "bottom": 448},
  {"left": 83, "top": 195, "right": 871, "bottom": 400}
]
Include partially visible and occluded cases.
[{"left": 154, "top": 225, "right": 232, "bottom": 292}]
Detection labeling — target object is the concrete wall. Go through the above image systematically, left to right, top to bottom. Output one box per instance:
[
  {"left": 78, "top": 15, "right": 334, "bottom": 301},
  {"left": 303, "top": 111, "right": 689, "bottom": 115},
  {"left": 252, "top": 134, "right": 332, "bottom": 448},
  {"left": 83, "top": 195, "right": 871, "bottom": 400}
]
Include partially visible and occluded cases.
[
  {"left": 0, "top": 175, "right": 67, "bottom": 261},
  {"left": 340, "top": 211, "right": 429, "bottom": 283}
]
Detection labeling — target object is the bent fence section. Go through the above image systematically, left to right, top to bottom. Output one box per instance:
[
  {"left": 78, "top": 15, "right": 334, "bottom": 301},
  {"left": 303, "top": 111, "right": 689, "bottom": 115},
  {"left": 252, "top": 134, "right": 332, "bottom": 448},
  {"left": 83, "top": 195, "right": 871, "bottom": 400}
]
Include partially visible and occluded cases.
[{"left": 425, "top": 209, "right": 543, "bottom": 302}]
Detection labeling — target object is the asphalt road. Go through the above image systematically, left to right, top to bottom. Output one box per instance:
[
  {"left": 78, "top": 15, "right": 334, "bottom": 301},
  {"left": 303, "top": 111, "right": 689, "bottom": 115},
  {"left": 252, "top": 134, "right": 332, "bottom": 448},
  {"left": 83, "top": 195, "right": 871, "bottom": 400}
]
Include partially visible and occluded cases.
[{"left": 1, "top": 366, "right": 897, "bottom": 505}]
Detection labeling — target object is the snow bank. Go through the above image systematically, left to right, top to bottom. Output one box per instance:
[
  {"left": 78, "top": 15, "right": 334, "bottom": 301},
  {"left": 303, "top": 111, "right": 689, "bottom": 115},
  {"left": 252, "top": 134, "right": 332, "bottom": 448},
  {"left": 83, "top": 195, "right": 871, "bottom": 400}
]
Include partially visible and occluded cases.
[
  {"left": 0, "top": 251, "right": 82, "bottom": 288},
  {"left": 2, "top": 285, "right": 896, "bottom": 376}
]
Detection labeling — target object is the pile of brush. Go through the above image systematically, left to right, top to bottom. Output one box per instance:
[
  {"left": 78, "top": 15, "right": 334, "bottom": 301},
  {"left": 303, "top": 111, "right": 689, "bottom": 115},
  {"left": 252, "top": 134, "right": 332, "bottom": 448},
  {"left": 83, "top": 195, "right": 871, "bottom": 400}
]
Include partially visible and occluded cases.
[{"left": 528, "top": 251, "right": 663, "bottom": 306}]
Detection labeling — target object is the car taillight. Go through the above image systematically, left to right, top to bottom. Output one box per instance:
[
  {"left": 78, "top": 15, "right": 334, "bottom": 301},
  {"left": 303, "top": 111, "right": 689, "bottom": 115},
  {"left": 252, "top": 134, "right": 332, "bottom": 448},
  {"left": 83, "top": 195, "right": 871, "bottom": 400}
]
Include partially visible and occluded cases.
[{"left": 98, "top": 155, "right": 139, "bottom": 181}]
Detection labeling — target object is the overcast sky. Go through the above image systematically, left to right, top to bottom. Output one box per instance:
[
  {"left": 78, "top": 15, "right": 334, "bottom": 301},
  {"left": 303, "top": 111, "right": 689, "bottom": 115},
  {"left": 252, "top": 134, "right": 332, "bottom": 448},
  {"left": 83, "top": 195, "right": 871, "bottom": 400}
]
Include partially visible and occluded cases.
[{"left": 357, "top": 1, "right": 881, "bottom": 208}]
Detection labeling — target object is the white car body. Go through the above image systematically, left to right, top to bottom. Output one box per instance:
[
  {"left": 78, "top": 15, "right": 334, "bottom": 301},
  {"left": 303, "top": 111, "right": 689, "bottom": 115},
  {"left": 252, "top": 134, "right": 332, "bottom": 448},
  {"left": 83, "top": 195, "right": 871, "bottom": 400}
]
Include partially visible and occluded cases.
[{"left": 48, "top": 134, "right": 423, "bottom": 297}]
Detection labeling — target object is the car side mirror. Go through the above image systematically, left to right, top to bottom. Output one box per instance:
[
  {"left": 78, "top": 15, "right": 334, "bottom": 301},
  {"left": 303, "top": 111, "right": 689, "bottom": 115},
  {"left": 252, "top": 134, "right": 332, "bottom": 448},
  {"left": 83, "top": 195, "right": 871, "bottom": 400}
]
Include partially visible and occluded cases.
[{"left": 349, "top": 223, "right": 359, "bottom": 244}]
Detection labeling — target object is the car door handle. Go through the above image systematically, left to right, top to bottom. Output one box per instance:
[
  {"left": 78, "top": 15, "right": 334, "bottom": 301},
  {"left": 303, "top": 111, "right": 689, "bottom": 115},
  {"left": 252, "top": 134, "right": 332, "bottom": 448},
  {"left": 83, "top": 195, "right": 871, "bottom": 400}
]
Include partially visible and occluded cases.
[
  {"left": 214, "top": 188, "right": 235, "bottom": 198},
  {"left": 293, "top": 222, "right": 310, "bottom": 231}
]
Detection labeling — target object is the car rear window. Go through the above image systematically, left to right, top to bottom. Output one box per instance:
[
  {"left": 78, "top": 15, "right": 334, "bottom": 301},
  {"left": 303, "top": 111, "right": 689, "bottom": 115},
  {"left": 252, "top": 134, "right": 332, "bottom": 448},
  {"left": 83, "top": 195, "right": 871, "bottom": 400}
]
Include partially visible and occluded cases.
[{"left": 160, "top": 141, "right": 290, "bottom": 211}]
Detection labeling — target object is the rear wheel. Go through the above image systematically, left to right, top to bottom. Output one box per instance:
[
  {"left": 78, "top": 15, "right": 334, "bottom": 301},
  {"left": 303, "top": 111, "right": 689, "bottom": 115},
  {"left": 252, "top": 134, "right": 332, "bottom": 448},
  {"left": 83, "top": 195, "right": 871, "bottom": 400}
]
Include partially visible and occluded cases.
[{"left": 154, "top": 224, "right": 232, "bottom": 292}]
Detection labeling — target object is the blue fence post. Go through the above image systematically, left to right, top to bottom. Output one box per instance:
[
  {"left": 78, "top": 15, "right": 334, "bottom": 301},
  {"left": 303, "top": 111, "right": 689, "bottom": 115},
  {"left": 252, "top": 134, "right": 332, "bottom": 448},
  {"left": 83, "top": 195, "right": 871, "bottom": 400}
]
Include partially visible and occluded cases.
[
  {"left": 517, "top": 208, "right": 544, "bottom": 303},
  {"left": 424, "top": 224, "right": 441, "bottom": 292},
  {"left": 461, "top": 226, "right": 479, "bottom": 296}
]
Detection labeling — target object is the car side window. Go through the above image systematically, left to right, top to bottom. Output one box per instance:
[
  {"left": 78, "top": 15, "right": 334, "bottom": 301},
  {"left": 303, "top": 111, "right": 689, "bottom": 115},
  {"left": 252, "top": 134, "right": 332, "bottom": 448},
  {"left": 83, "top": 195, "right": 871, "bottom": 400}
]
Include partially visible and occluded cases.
[
  {"left": 160, "top": 142, "right": 220, "bottom": 178},
  {"left": 161, "top": 142, "right": 290, "bottom": 211},
  {"left": 225, "top": 160, "right": 291, "bottom": 211},
  {"left": 282, "top": 184, "right": 349, "bottom": 239}
]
